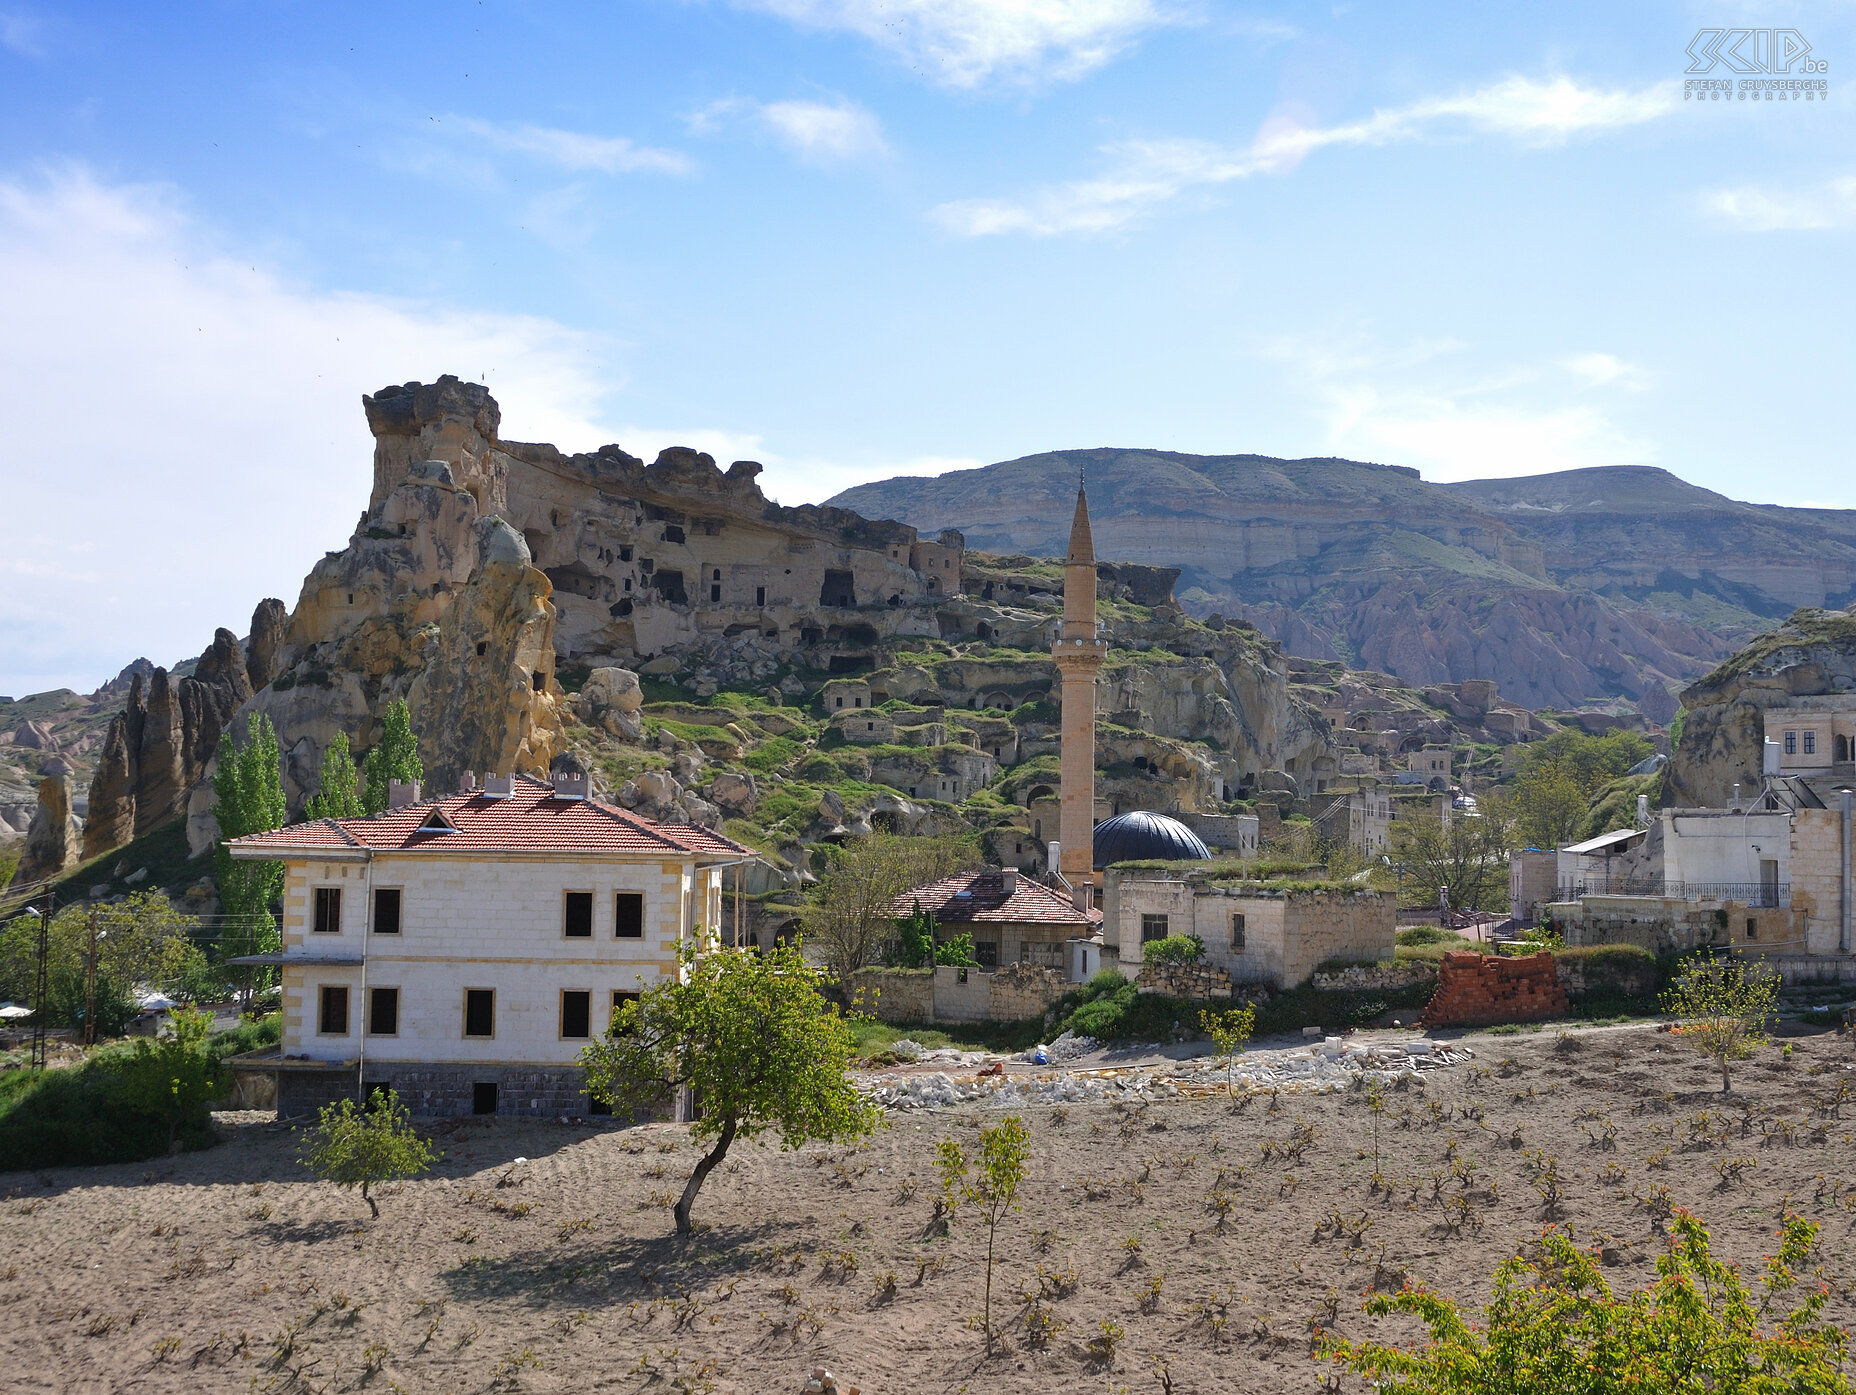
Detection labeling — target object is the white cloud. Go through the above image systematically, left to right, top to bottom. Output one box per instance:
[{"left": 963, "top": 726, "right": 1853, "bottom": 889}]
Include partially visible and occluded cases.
[
  {"left": 730, "top": 0, "right": 1171, "bottom": 88},
  {"left": 0, "top": 8, "right": 47, "bottom": 59},
  {"left": 935, "top": 74, "right": 1679, "bottom": 235},
  {"left": 688, "top": 95, "right": 888, "bottom": 162},
  {"left": 758, "top": 99, "right": 888, "bottom": 161},
  {"left": 450, "top": 118, "right": 691, "bottom": 175},
  {"left": 0, "top": 166, "right": 627, "bottom": 695},
  {"left": 1702, "top": 176, "right": 1856, "bottom": 231},
  {"left": 1267, "top": 334, "right": 1656, "bottom": 483},
  {"left": 1560, "top": 352, "right": 1647, "bottom": 391}
]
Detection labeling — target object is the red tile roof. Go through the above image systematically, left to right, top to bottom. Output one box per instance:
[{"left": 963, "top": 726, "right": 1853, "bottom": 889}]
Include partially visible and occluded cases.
[
  {"left": 228, "top": 776, "right": 751, "bottom": 860},
  {"left": 896, "top": 872, "right": 1101, "bottom": 928}
]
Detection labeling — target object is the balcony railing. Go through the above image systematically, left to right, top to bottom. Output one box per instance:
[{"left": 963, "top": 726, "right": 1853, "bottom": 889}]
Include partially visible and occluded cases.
[{"left": 1556, "top": 880, "right": 1789, "bottom": 909}]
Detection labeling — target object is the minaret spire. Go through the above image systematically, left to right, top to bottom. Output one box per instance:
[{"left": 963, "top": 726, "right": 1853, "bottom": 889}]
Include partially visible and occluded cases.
[{"left": 1053, "top": 473, "right": 1106, "bottom": 891}]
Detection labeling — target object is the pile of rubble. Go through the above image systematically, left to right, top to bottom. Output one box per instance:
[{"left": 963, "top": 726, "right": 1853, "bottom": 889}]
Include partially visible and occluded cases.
[{"left": 862, "top": 1037, "right": 1472, "bottom": 1113}]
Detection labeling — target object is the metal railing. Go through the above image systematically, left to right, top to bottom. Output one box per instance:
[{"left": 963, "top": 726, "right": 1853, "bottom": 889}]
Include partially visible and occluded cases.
[{"left": 1556, "top": 880, "right": 1790, "bottom": 908}]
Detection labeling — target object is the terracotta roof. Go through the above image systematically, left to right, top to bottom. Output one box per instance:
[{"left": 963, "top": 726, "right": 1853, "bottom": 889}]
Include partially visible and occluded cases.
[
  {"left": 227, "top": 775, "right": 751, "bottom": 860},
  {"left": 896, "top": 872, "right": 1101, "bottom": 928}
]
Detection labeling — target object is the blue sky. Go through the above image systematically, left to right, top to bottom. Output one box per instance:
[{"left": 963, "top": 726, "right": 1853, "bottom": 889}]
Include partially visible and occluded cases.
[{"left": 2, "top": 1, "right": 1851, "bottom": 694}]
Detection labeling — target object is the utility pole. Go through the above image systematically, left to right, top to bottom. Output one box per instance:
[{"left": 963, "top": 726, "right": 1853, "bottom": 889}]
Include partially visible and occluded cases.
[
  {"left": 30, "top": 890, "right": 51, "bottom": 1071},
  {"left": 83, "top": 904, "right": 99, "bottom": 1048}
]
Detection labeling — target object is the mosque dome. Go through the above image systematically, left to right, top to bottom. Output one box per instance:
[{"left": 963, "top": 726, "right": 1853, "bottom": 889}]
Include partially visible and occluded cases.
[{"left": 1091, "top": 811, "right": 1212, "bottom": 869}]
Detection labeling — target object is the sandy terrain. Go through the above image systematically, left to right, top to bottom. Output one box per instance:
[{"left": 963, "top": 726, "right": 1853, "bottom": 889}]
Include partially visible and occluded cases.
[{"left": 4, "top": 1020, "right": 1855, "bottom": 1394}]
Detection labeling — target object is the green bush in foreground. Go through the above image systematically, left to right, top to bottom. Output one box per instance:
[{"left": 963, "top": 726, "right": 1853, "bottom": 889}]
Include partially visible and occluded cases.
[
  {"left": 1141, "top": 933, "right": 1205, "bottom": 965},
  {"left": 301, "top": 1088, "right": 437, "bottom": 1218},
  {"left": 1321, "top": 1212, "right": 1851, "bottom": 1394}
]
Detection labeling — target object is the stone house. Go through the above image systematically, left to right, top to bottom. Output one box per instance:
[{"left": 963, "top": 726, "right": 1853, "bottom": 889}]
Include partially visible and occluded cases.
[
  {"left": 830, "top": 709, "right": 896, "bottom": 744},
  {"left": 1407, "top": 746, "right": 1452, "bottom": 781},
  {"left": 224, "top": 772, "right": 752, "bottom": 1118},
  {"left": 1309, "top": 787, "right": 1392, "bottom": 857},
  {"left": 1101, "top": 867, "right": 1395, "bottom": 988},
  {"left": 896, "top": 868, "right": 1101, "bottom": 972}
]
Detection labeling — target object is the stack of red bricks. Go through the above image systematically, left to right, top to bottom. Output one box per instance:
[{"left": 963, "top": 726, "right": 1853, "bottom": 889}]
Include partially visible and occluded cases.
[{"left": 1420, "top": 950, "right": 1569, "bottom": 1028}]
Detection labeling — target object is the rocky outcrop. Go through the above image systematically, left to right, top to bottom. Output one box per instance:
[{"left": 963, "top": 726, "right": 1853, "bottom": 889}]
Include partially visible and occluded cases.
[
  {"left": 405, "top": 518, "right": 565, "bottom": 793},
  {"left": 245, "top": 598, "right": 289, "bottom": 691},
  {"left": 1665, "top": 606, "right": 1856, "bottom": 809},
  {"left": 82, "top": 610, "right": 273, "bottom": 860},
  {"left": 14, "top": 775, "right": 79, "bottom": 886}
]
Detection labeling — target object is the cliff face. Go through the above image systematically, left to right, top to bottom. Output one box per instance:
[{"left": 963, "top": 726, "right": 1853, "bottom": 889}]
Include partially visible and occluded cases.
[
  {"left": 832, "top": 453, "right": 1856, "bottom": 714},
  {"left": 1665, "top": 606, "right": 1856, "bottom": 809}
]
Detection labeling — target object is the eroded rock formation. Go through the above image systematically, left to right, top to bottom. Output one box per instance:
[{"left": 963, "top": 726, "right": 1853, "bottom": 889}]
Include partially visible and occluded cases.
[{"left": 15, "top": 774, "right": 79, "bottom": 885}]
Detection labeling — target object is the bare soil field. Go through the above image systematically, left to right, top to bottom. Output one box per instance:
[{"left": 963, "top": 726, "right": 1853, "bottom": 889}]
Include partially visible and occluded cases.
[{"left": 4, "top": 1020, "right": 1856, "bottom": 1394}]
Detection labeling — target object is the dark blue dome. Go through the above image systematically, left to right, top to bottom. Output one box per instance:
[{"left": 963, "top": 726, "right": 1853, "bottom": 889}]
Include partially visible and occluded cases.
[{"left": 1092, "top": 811, "right": 1212, "bottom": 868}]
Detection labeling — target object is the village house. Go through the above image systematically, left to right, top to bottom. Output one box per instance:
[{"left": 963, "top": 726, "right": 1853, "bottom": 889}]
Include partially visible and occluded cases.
[
  {"left": 225, "top": 771, "right": 752, "bottom": 1118},
  {"left": 1102, "top": 864, "right": 1395, "bottom": 989},
  {"left": 899, "top": 868, "right": 1101, "bottom": 973}
]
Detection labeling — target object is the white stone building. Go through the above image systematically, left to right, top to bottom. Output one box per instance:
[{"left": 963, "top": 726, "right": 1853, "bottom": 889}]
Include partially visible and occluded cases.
[{"left": 227, "top": 772, "right": 752, "bottom": 1117}]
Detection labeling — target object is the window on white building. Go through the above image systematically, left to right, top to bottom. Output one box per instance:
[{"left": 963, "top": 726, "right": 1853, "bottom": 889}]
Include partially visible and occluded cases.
[
  {"left": 1785, "top": 731, "right": 1798, "bottom": 754},
  {"left": 1804, "top": 732, "right": 1817, "bottom": 755},
  {"left": 313, "top": 886, "right": 342, "bottom": 934},
  {"left": 372, "top": 888, "right": 401, "bottom": 934},
  {"left": 564, "top": 891, "right": 593, "bottom": 938},
  {"left": 615, "top": 892, "right": 644, "bottom": 938},
  {"left": 1141, "top": 913, "right": 1169, "bottom": 943},
  {"left": 1231, "top": 913, "right": 1246, "bottom": 950},
  {"left": 318, "top": 985, "right": 349, "bottom": 1034},
  {"left": 368, "top": 987, "right": 398, "bottom": 1036},
  {"left": 463, "top": 989, "right": 495, "bottom": 1038},
  {"left": 560, "top": 990, "right": 592, "bottom": 1040}
]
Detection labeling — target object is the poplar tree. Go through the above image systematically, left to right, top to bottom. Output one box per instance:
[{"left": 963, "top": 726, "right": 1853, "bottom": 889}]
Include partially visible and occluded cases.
[
  {"left": 361, "top": 698, "right": 425, "bottom": 814},
  {"left": 212, "top": 712, "right": 287, "bottom": 1003},
  {"left": 302, "top": 731, "right": 364, "bottom": 822}
]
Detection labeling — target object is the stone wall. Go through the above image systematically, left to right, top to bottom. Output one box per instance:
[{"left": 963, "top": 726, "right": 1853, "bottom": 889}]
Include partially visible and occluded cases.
[
  {"left": 1553, "top": 895, "right": 1811, "bottom": 957},
  {"left": 1420, "top": 951, "right": 1569, "bottom": 1028},
  {"left": 1136, "top": 960, "right": 1234, "bottom": 1001},
  {"left": 1310, "top": 961, "right": 1436, "bottom": 994},
  {"left": 986, "top": 963, "right": 1071, "bottom": 1021},
  {"left": 850, "top": 968, "right": 935, "bottom": 1024}
]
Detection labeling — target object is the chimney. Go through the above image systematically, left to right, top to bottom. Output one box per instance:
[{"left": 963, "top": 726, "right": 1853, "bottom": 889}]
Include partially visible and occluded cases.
[
  {"left": 551, "top": 767, "right": 590, "bottom": 801},
  {"left": 460, "top": 770, "right": 476, "bottom": 793},
  {"left": 483, "top": 773, "right": 514, "bottom": 799},
  {"left": 387, "top": 780, "right": 421, "bottom": 811},
  {"left": 1636, "top": 793, "right": 1650, "bottom": 827},
  {"left": 1001, "top": 868, "right": 1019, "bottom": 894}
]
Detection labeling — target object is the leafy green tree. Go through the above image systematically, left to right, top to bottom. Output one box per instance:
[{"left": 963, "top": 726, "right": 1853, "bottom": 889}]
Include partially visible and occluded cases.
[
  {"left": 361, "top": 698, "right": 425, "bottom": 816},
  {"left": 213, "top": 713, "right": 287, "bottom": 1008},
  {"left": 1506, "top": 729, "right": 1657, "bottom": 850},
  {"left": 302, "top": 731, "right": 364, "bottom": 822},
  {"left": 1506, "top": 766, "right": 1590, "bottom": 851},
  {"left": 1390, "top": 804, "right": 1513, "bottom": 911},
  {"left": 801, "top": 834, "right": 979, "bottom": 985},
  {"left": 0, "top": 892, "right": 215, "bottom": 1034},
  {"left": 892, "top": 899, "right": 937, "bottom": 968},
  {"left": 933, "top": 931, "right": 979, "bottom": 967},
  {"left": 580, "top": 941, "right": 879, "bottom": 1235},
  {"left": 1663, "top": 952, "right": 1779, "bottom": 1093},
  {"left": 1199, "top": 1005, "right": 1255, "bottom": 1100},
  {"left": 118, "top": 1007, "right": 228, "bottom": 1153},
  {"left": 301, "top": 1088, "right": 437, "bottom": 1218},
  {"left": 937, "top": 1116, "right": 1032, "bottom": 1351},
  {"left": 1320, "top": 1212, "right": 1851, "bottom": 1394}
]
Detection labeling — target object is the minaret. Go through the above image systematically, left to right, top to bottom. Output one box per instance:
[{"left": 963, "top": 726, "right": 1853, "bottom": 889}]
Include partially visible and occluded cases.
[{"left": 1052, "top": 480, "right": 1106, "bottom": 890}]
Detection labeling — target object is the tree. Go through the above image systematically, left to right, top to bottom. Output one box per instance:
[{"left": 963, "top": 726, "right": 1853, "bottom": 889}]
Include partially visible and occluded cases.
[
  {"left": 361, "top": 699, "right": 424, "bottom": 815},
  {"left": 212, "top": 713, "right": 287, "bottom": 1006},
  {"left": 1506, "top": 729, "right": 1657, "bottom": 851},
  {"left": 302, "top": 731, "right": 364, "bottom": 822},
  {"left": 1390, "top": 805, "right": 1512, "bottom": 911},
  {"left": 801, "top": 834, "right": 979, "bottom": 985},
  {"left": 0, "top": 892, "right": 215, "bottom": 1034},
  {"left": 893, "top": 899, "right": 937, "bottom": 968},
  {"left": 934, "top": 931, "right": 979, "bottom": 968},
  {"left": 1142, "top": 933, "right": 1205, "bottom": 965},
  {"left": 580, "top": 941, "right": 878, "bottom": 1235},
  {"left": 1663, "top": 952, "right": 1779, "bottom": 1093},
  {"left": 1199, "top": 1005, "right": 1255, "bottom": 1100},
  {"left": 118, "top": 1007, "right": 228, "bottom": 1153},
  {"left": 301, "top": 1088, "right": 437, "bottom": 1218},
  {"left": 937, "top": 1116, "right": 1032, "bottom": 1351},
  {"left": 1320, "top": 1212, "right": 1852, "bottom": 1394}
]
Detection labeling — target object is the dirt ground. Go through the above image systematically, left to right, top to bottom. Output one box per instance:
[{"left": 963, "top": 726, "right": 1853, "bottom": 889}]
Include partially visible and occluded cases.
[{"left": 5, "top": 1020, "right": 1856, "bottom": 1394}]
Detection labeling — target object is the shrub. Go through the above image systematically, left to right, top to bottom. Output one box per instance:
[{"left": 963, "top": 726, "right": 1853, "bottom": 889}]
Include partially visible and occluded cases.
[
  {"left": 1142, "top": 934, "right": 1205, "bottom": 966},
  {"left": 1320, "top": 1212, "right": 1851, "bottom": 1394}
]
